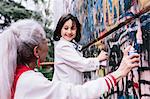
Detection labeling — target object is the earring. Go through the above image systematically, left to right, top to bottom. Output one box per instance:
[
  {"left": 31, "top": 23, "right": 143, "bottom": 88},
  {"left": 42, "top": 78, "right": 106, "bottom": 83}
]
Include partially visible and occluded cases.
[{"left": 36, "top": 56, "right": 41, "bottom": 68}]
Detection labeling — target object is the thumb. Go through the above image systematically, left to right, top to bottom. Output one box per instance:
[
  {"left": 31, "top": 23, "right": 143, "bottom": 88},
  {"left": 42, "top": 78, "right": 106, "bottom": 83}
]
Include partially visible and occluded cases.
[{"left": 123, "top": 45, "right": 132, "bottom": 56}]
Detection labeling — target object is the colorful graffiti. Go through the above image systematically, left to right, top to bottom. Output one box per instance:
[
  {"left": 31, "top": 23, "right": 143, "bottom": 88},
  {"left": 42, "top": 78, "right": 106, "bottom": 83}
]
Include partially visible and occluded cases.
[
  {"left": 59, "top": 0, "right": 150, "bottom": 98},
  {"left": 65, "top": 0, "right": 149, "bottom": 45}
]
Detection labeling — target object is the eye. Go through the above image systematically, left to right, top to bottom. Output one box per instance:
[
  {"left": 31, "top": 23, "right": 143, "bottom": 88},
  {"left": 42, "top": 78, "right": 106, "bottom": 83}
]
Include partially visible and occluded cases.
[
  {"left": 71, "top": 26, "right": 76, "bottom": 30},
  {"left": 64, "top": 27, "right": 68, "bottom": 30},
  {"left": 42, "top": 38, "right": 49, "bottom": 44},
  {"left": 46, "top": 38, "right": 50, "bottom": 43}
]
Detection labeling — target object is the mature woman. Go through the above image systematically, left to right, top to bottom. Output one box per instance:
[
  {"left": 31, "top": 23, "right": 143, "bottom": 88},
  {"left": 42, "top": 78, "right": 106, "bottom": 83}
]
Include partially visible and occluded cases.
[{"left": 0, "top": 19, "right": 139, "bottom": 99}]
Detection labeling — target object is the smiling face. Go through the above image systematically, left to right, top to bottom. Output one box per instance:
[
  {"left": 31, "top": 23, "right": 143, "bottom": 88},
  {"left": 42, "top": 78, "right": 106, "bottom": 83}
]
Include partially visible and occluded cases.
[{"left": 61, "top": 19, "right": 77, "bottom": 41}]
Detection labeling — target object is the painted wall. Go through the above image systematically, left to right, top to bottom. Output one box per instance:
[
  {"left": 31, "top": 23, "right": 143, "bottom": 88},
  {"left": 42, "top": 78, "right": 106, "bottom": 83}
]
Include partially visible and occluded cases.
[{"left": 53, "top": 0, "right": 150, "bottom": 98}]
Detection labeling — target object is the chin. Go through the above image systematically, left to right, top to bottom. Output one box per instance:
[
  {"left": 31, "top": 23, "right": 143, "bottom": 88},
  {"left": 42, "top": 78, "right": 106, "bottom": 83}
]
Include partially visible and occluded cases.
[
  {"left": 65, "top": 38, "right": 72, "bottom": 41},
  {"left": 68, "top": 39, "right": 72, "bottom": 41}
]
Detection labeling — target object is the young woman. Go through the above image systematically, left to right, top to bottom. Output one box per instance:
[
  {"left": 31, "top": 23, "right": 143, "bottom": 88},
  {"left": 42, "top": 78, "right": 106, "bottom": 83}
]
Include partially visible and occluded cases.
[
  {"left": 53, "top": 13, "right": 109, "bottom": 84},
  {"left": 0, "top": 19, "right": 139, "bottom": 99}
]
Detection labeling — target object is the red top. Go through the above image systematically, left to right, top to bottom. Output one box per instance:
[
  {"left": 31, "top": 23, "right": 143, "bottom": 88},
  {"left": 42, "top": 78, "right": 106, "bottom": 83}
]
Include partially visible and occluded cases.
[{"left": 11, "top": 65, "right": 32, "bottom": 99}]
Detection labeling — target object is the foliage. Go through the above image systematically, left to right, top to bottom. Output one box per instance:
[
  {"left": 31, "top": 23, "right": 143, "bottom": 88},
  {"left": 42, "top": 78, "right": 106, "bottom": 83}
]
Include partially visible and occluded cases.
[
  {"left": 0, "top": 0, "right": 54, "bottom": 80},
  {"left": 0, "top": 0, "right": 41, "bottom": 27}
]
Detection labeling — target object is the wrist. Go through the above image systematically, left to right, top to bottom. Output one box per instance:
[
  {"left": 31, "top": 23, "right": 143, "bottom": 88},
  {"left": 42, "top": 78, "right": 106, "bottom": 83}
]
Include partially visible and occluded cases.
[{"left": 110, "top": 70, "right": 123, "bottom": 82}]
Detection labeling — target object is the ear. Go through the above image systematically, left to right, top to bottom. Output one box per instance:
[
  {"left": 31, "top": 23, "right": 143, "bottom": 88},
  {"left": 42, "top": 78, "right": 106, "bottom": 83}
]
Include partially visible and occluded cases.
[{"left": 33, "top": 46, "right": 39, "bottom": 58}]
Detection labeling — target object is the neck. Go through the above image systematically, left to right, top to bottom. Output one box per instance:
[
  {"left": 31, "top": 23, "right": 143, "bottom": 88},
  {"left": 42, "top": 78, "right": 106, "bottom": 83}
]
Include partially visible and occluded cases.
[{"left": 27, "top": 62, "right": 36, "bottom": 69}]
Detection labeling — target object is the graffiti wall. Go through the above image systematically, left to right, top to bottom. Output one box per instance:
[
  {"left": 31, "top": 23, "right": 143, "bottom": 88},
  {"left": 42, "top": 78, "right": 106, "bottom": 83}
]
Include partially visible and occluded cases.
[{"left": 54, "top": 0, "right": 150, "bottom": 98}]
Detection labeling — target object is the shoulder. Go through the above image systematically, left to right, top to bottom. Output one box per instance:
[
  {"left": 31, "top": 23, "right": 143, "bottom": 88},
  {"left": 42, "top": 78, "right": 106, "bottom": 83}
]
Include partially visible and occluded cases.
[
  {"left": 55, "top": 38, "right": 74, "bottom": 49},
  {"left": 15, "top": 70, "right": 73, "bottom": 96},
  {"left": 18, "top": 70, "right": 50, "bottom": 86}
]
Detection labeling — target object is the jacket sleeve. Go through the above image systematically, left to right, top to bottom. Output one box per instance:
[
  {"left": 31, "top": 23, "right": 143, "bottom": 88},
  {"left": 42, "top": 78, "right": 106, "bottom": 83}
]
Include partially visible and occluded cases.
[
  {"left": 55, "top": 44, "right": 100, "bottom": 72},
  {"left": 15, "top": 71, "right": 116, "bottom": 99}
]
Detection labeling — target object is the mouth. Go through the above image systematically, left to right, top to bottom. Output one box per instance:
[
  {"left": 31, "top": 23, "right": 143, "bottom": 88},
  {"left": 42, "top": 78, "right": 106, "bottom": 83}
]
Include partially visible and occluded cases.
[{"left": 65, "top": 34, "right": 74, "bottom": 38}]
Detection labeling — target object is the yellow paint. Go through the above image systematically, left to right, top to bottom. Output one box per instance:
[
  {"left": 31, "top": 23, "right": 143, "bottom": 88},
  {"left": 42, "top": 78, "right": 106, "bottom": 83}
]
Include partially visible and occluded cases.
[
  {"left": 103, "top": 0, "right": 120, "bottom": 31},
  {"left": 138, "top": 0, "right": 150, "bottom": 9}
]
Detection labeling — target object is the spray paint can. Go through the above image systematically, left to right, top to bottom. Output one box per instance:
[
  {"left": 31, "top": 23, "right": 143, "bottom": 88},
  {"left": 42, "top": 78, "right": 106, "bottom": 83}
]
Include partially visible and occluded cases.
[
  {"left": 128, "top": 47, "right": 137, "bottom": 55},
  {"left": 128, "top": 47, "right": 139, "bottom": 66},
  {"left": 100, "top": 60, "right": 107, "bottom": 67}
]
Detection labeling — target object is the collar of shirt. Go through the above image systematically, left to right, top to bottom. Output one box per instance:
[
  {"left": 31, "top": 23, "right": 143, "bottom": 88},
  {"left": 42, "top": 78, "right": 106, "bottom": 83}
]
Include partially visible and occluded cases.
[
  {"left": 59, "top": 37, "right": 82, "bottom": 52},
  {"left": 71, "top": 40, "right": 82, "bottom": 52}
]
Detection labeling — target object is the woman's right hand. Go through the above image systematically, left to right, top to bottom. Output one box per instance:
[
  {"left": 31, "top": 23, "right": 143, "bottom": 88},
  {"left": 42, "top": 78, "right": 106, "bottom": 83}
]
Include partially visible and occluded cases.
[{"left": 116, "top": 46, "right": 140, "bottom": 77}]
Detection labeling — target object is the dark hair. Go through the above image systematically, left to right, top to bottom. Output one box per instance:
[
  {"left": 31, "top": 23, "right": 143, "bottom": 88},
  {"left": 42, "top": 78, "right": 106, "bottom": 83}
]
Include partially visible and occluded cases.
[{"left": 53, "top": 13, "right": 81, "bottom": 42}]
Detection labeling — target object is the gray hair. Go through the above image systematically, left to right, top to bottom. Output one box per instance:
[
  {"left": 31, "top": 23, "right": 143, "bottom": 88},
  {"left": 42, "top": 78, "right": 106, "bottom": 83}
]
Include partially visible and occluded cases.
[{"left": 0, "top": 19, "right": 46, "bottom": 99}]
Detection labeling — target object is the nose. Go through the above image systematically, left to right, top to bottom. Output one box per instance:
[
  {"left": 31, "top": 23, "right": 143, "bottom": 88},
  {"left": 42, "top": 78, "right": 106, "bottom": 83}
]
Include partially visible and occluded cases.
[{"left": 67, "top": 29, "right": 72, "bottom": 34}]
